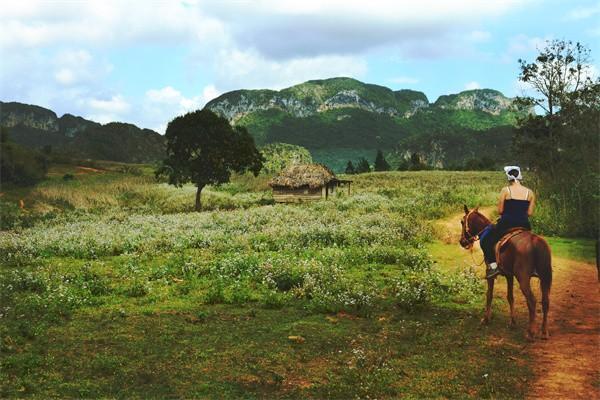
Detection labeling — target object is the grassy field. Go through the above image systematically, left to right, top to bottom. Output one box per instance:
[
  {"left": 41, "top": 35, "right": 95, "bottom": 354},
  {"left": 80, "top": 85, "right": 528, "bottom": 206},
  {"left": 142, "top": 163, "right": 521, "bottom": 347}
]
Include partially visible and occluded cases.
[{"left": 1, "top": 165, "right": 593, "bottom": 398}]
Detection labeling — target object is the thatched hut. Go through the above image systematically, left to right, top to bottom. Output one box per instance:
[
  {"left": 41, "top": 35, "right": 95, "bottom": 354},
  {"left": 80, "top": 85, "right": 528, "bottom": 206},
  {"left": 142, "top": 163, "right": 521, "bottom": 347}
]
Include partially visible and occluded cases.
[{"left": 269, "top": 164, "right": 351, "bottom": 203}]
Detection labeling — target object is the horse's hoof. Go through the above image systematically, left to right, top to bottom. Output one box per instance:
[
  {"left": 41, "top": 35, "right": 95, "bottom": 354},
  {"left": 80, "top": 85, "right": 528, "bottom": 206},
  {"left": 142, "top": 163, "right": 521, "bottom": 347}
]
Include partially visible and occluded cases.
[
  {"left": 480, "top": 318, "right": 489, "bottom": 326},
  {"left": 509, "top": 321, "right": 517, "bottom": 330},
  {"left": 541, "top": 331, "right": 550, "bottom": 340}
]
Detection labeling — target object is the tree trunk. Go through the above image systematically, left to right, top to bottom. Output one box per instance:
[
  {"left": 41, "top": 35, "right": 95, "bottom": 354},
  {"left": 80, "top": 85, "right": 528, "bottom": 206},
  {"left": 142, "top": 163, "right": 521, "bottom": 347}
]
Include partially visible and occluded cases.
[{"left": 195, "top": 185, "right": 204, "bottom": 212}]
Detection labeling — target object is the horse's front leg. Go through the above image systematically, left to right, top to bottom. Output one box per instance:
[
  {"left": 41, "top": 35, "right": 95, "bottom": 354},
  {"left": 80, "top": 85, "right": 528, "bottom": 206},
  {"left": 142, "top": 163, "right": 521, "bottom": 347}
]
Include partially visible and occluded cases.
[
  {"left": 506, "top": 275, "right": 516, "bottom": 327},
  {"left": 481, "top": 278, "right": 495, "bottom": 325}
]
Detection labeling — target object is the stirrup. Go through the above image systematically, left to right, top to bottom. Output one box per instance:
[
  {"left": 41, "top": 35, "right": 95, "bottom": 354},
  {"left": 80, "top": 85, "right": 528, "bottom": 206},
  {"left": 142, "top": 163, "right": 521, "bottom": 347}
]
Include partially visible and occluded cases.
[{"left": 486, "top": 267, "right": 501, "bottom": 279}]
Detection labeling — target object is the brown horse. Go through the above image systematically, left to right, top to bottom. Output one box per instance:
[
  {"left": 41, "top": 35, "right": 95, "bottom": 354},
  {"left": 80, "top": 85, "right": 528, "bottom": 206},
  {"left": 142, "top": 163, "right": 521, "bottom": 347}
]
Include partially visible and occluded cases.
[{"left": 459, "top": 205, "right": 552, "bottom": 340}]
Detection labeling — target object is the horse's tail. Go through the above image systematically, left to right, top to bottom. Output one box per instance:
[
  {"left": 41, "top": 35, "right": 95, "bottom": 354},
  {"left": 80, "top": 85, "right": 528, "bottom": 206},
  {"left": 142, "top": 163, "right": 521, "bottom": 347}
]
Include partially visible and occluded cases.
[{"left": 533, "top": 235, "right": 552, "bottom": 293}]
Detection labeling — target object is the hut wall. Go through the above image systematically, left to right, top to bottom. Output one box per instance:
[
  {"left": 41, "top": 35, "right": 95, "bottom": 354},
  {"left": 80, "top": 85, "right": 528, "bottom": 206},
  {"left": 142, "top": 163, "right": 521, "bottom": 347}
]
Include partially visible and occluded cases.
[{"left": 272, "top": 186, "right": 324, "bottom": 203}]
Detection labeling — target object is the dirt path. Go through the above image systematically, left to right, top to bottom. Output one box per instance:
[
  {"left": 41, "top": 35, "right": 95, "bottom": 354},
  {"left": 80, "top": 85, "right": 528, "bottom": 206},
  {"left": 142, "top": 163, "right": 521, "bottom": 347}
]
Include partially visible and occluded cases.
[
  {"left": 437, "top": 210, "right": 600, "bottom": 399},
  {"left": 525, "top": 256, "right": 599, "bottom": 399}
]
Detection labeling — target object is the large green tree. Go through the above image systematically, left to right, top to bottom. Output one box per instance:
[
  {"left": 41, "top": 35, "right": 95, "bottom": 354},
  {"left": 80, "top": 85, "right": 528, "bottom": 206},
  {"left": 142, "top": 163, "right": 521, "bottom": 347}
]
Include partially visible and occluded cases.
[
  {"left": 514, "top": 40, "right": 599, "bottom": 236},
  {"left": 156, "top": 110, "right": 263, "bottom": 211}
]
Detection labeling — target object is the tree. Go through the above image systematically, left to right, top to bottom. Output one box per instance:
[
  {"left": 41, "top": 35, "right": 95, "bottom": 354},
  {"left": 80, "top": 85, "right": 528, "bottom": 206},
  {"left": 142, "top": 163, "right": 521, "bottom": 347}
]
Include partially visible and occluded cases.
[
  {"left": 517, "top": 39, "right": 593, "bottom": 116},
  {"left": 514, "top": 40, "right": 599, "bottom": 236},
  {"left": 156, "top": 110, "right": 263, "bottom": 211},
  {"left": 0, "top": 127, "right": 48, "bottom": 186},
  {"left": 373, "top": 149, "right": 391, "bottom": 171},
  {"left": 355, "top": 157, "right": 371, "bottom": 174},
  {"left": 345, "top": 160, "right": 355, "bottom": 175}
]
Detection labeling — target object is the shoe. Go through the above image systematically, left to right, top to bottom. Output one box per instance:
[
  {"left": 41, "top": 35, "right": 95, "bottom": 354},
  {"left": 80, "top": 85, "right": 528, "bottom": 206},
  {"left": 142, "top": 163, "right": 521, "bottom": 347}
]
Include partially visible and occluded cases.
[{"left": 486, "top": 263, "right": 501, "bottom": 279}]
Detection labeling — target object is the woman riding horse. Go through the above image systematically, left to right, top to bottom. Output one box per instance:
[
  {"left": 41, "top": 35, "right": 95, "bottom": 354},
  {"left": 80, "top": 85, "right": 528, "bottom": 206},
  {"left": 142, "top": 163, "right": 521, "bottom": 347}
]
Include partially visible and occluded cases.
[
  {"left": 480, "top": 166, "right": 536, "bottom": 278},
  {"left": 459, "top": 168, "right": 551, "bottom": 340}
]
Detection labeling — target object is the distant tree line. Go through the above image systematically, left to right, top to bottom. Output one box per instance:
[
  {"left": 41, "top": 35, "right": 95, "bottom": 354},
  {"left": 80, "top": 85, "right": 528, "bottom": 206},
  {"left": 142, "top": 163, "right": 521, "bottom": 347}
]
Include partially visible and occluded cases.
[
  {"left": 343, "top": 148, "right": 498, "bottom": 174},
  {"left": 344, "top": 149, "right": 391, "bottom": 174}
]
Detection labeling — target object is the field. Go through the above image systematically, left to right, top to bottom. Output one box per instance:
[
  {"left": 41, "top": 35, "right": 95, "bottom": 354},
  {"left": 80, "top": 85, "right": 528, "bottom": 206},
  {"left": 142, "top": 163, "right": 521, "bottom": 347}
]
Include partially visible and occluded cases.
[{"left": 0, "top": 165, "right": 595, "bottom": 398}]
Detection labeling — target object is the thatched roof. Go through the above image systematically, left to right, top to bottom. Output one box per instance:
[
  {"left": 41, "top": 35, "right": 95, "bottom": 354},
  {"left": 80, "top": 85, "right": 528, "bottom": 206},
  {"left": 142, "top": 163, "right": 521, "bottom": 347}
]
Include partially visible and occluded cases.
[{"left": 269, "top": 163, "right": 337, "bottom": 189}]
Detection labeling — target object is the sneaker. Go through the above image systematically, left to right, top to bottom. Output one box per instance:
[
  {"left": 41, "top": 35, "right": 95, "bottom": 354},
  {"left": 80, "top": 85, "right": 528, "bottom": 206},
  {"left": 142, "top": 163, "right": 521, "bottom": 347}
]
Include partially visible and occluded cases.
[{"left": 486, "top": 262, "right": 501, "bottom": 279}]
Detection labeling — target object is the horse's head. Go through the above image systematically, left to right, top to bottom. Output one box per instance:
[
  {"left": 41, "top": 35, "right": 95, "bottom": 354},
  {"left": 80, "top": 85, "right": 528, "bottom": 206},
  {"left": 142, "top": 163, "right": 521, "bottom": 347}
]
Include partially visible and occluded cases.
[{"left": 459, "top": 204, "right": 490, "bottom": 249}]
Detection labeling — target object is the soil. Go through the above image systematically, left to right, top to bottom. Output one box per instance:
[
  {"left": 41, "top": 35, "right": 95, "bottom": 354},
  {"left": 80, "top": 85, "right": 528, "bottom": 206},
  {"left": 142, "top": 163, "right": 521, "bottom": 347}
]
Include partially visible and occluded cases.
[{"left": 525, "top": 256, "right": 599, "bottom": 399}]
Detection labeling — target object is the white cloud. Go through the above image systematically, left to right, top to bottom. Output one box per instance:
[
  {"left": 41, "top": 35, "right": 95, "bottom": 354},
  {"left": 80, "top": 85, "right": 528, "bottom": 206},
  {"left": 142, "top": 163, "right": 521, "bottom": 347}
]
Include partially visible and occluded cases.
[
  {"left": 0, "top": 0, "right": 226, "bottom": 50},
  {"left": 1, "top": 0, "right": 526, "bottom": 59},
  {"left": 565, "top": 2, "right": 600, "bottom": 20},
  {"left": 468, "top": 30, "right": 492, "bottom": 42},
  {"left": 499, "top": 34, "right": 552, "bottom": 63},
  {"left": 213, "top": 49, "right": 368, "bottom": 90},
  {"left": 389, "top": 76, "right": 420, "bottom": 85},
  {"left": 465, "top": 81, "right": 481, "bottom": 90},
  {"left": 143, "top": 85, "right": 222, "bottom": 133},
  {"left": 200, "top": 85, "right": 220, "bottom": 104},
  {"left": 85, "top": 94, "right": 131, "bottom": 123},
  {"left": 88, "top": 95, "right": 130, "bottom": 114}
]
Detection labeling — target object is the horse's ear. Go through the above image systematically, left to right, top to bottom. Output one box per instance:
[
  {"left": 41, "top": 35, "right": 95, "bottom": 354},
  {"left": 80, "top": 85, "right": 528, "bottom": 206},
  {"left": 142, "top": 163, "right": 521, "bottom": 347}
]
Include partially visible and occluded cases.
[
  {"left": 463, "top": 204, "right": 469, "bottom": 215},
  {"left": 474, "top": 206, "right": 479, "bottom": 212}
]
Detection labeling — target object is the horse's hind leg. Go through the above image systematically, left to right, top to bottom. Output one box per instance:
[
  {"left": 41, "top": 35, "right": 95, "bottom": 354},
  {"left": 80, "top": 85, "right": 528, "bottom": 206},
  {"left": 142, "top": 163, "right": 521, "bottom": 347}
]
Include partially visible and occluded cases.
[
  {"left": 506, "top": 275, "right": 516, "bottom": 327},
  {"left": 481, "top": 278, "right": 495, "bottom": 325},
  {"left": 518, "top": 278, "right": 537, "bottom": 340},
  {"left": 541, "top": 283, "right": 550, "bottom": 339}
]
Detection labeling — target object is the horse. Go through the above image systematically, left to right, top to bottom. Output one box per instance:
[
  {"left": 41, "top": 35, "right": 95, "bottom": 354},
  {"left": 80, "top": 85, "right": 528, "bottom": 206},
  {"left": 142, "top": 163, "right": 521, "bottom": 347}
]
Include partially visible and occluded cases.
[{"left": 459, "top": 205, "right": 552, "bottom": 340}]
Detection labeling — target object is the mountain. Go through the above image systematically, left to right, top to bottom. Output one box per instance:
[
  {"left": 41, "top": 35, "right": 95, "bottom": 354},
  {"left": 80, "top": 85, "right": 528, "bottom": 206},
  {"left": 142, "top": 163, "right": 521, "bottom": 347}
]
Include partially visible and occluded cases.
[
  {"left": 205, "top": 77, "right": 524, "bottom": 171},
  {"left": 0, "top": 101, "right": 165, "bottom": 163}
]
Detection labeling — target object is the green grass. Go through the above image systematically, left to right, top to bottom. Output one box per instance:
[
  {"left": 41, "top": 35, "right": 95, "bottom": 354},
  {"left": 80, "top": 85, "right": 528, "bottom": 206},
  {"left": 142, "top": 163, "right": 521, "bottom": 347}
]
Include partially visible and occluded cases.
[
  {"left": 0, "top": 168, "right": 546, "bottom": 398},
  {"left": 545, "top": 237, "right": 596, "bottom": 263}
]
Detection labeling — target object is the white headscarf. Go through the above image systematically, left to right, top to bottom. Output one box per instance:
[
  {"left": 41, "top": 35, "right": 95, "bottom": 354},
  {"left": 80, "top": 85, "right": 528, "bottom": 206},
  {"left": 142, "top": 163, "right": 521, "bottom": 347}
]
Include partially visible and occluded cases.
[{"left": 504, "top": 165, "right": 522, "bottom": 181}]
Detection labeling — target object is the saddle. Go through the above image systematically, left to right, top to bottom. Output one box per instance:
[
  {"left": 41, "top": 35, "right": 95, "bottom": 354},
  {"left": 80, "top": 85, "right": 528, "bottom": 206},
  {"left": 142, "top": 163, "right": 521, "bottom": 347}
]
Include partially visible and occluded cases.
[{"left": 494, "top": 228, "right": 538, "bottom": 277}]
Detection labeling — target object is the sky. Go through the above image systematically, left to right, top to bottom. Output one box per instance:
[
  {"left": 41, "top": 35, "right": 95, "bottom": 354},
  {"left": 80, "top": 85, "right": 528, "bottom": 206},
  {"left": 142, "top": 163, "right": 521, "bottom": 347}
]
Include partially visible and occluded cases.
[{"left": 1, "top": 0, "right": 599, "bottom": 133}]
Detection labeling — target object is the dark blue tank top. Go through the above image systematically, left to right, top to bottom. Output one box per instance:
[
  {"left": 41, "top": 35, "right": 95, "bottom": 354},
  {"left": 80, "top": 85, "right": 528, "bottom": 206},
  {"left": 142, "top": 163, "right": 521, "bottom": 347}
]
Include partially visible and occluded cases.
[{"left": 501, "top": 199, "right": 530, "bottom": 228}]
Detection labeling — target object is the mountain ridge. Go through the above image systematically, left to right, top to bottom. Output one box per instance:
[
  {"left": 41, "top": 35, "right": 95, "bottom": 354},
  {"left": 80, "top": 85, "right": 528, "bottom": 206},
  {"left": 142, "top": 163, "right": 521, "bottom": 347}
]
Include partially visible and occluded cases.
[
  {"left": 206, "top": 77, "right": 516, "bottom": 122},
  {"left": 0, "top": 101, "right": 165, "bottom": 163}
]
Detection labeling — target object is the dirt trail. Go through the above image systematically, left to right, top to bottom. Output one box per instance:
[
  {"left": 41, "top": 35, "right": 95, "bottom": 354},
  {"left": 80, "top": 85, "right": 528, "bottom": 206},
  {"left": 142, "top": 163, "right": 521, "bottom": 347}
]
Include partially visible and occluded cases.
[
  {"left": 439, "top": 210, "right": 600, "bottom": 399},
  {"left": 525, "top": 256, "right": 599, "bottom": 399}
]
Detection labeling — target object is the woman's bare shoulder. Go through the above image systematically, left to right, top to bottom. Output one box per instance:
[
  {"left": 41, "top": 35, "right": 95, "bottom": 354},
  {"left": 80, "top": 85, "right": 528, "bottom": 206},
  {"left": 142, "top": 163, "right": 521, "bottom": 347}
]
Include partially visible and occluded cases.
[{"left": 523, "top": 186, "right": 535, "bottom": 197}]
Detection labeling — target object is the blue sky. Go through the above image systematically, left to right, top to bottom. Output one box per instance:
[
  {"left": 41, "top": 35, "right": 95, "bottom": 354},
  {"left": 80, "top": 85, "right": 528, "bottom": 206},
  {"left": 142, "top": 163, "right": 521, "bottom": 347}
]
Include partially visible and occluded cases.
[{"left": 1, "top": 0, "right": 598, "bottom": 132}]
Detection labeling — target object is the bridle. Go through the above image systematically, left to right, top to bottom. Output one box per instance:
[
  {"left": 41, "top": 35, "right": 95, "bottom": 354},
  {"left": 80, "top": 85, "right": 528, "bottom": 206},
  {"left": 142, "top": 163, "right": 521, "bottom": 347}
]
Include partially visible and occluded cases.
[
  {"left": 461, "top": 209, "right": 489, "bottom": 266},
  {"left": 461, "top": 210, "right": 488, "bottom": 247}
]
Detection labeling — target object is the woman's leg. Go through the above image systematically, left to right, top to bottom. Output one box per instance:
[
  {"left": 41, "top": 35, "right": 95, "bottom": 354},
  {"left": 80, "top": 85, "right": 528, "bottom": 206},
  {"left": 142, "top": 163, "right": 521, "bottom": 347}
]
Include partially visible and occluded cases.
[{"left": 480, "top": 232, "right": 496, "bottom": 263}]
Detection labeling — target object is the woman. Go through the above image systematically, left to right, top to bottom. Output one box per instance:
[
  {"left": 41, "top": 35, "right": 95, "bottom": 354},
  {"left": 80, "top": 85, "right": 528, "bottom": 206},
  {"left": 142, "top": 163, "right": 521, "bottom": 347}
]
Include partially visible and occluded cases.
[{"left": 480, "top": 166, "right": 536, "bottom": 278}]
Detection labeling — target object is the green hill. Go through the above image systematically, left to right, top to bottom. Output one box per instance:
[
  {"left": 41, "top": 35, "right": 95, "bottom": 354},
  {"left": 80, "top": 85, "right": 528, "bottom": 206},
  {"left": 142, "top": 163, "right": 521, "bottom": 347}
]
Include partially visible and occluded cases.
[{"left": 205, "top": 78, "right": 525, "bottom": 171}]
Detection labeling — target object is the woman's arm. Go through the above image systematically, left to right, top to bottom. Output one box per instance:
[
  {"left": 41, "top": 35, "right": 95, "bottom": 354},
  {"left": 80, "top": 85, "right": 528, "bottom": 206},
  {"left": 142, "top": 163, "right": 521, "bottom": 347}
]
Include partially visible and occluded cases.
[
  {"left": 498, "top": 187, "right": 508, "bottom": 215},
  {"left": 527, "top": 191, "right": 536, "bottom": 216}
]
